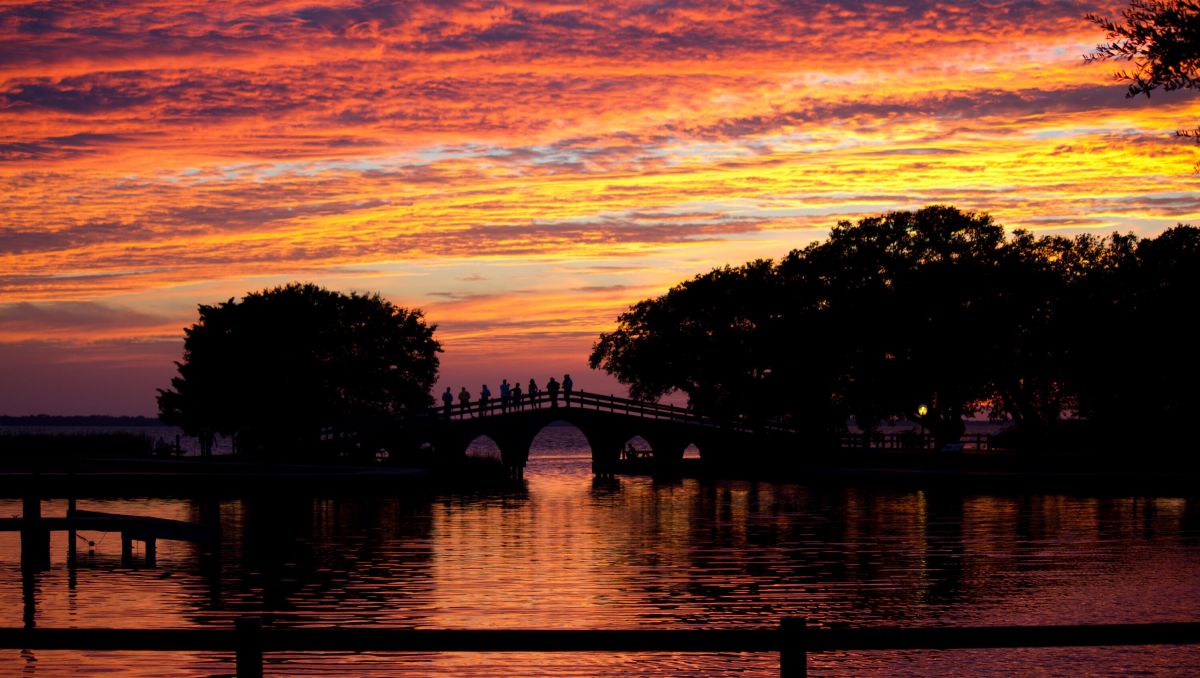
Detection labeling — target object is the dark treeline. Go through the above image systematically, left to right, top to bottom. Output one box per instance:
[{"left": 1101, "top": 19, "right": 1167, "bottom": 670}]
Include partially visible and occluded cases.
[
  {"left": 590, "top": 205, "right": 1200, "bottom": 456},
  {"left": 0, "top": 415, "right": 161, "bottom": 427},
  {"left": 0, "top": 432, "right": 153, "bottom": 459}
]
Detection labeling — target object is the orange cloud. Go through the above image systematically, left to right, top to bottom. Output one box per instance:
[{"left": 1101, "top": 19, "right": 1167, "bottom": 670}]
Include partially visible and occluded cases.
[{"left": 2, "top": 0, "right": 1197, "bottom": 412}]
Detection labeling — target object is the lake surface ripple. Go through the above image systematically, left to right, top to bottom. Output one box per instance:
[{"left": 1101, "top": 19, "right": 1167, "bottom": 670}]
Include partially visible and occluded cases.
[{"left": 3, "top": 427, "right": 1199, "bottom": 675}]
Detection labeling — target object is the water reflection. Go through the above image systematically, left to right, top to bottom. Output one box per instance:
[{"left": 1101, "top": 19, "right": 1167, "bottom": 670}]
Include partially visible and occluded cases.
[{"left": 1, "top": 431, "right": 1199, "bottom": 675}]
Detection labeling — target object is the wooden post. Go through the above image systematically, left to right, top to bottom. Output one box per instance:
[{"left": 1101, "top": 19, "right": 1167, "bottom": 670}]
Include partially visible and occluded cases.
[
  {"left": 21, "top": 493, "right": 50, "bottom": 572},
  {"left": 67, "top": 494, "right": 77, "bottom": 567},
  {"left": 121, "top": 534, "right": 133, "bottom": 566},
  {"left": 144, "top": 538, "right": 157, "bottom": 567},
  {"left": 22, "top": 567, "right": 37, "bottom": 629},
  {"left": 236, "top": 616, "right": 264, "bottom": 678},
  {"left": 780, "top": 617, "right": 806, "bottom": 678}
]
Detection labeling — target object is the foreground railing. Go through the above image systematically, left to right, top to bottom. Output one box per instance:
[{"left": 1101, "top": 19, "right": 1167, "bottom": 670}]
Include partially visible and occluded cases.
[
  {"left": 838, "top": 431, "right": 994, "bottom": 451},
  {"left": 2, "top": 618, "right": 1197, "bottom": 677}
]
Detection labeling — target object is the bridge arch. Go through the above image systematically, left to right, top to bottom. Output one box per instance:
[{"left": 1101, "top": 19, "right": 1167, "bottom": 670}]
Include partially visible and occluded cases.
[
  {"left": 529, "top": 419, "right": 591, "bottom": 457},
  {"left": 465, "top": 434, "right": 502, "bottom": 460},
  {"left": 620, "top": 435, "right": 652, "bottom": 461}
]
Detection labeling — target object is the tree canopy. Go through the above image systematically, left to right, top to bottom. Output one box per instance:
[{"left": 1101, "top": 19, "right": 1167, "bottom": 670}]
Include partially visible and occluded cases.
[
  {"left": 1086, "top": 1, "right": 1200, "bottom": 136},
  {"left": 590, "top": 206, "right": 1200, "bottom": 454},
  {"left": 157, "top": 283, "right": 441, "bottom": 458}
]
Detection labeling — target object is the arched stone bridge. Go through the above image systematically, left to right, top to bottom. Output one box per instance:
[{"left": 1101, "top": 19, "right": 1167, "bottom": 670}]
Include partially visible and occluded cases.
[{"left": 406, "top": 391, "right": 799, "bottom": 478}]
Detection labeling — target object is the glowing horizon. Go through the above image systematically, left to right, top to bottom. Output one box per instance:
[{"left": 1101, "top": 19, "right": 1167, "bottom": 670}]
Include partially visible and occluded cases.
[{"left": 2, "top": 0, "right": 1198, "bottom": 415}]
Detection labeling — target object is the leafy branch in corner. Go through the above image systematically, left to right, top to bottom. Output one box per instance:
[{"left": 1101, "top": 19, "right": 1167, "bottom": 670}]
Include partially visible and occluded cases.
[{"left": 1086, "top": 1, "right": 1200, "bottom": 142}]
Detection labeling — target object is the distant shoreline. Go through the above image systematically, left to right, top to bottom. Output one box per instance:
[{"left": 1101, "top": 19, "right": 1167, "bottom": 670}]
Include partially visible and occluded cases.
[
  {"left": 0, "top": 415, "right": 161, "bottom": 427},
  {"left": 615, "top": 453, "right": 1200, "bottom": 496}
]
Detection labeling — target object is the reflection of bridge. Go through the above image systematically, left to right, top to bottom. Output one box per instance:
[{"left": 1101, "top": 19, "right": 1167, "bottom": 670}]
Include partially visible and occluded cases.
[{"left": 407, "top": 391, "right": 800, "bottom": 478}]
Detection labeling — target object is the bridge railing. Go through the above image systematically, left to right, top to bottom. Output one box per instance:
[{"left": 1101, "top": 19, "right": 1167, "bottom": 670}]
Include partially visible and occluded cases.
[
  {"left": 428, "top": 389, "right": 800, "bottom": 436},
  {"left": 432, "top": 390, "right": 700, "bottom": 425},
  {"left": 1, "top": 618, "right": 1197, "bottom": 677}
]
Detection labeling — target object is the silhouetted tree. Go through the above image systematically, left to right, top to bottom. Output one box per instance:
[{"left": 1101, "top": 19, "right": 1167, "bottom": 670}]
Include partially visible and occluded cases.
[
  {"left": 1087, "top": 1, "right": 1200, "bottom": 137},
  {"left": 591, "top": 205, "right": 1200, "bottom": 458},
  {"left": 592, "top": 206, "right": 1017, "bottom": 447},
  {"left": 811, "top": 206, "right": 1010, "bottom": 447},
  {"left": 1067, "top": 225, "right": 1200, "bottom": 450},
  {"left": 984, "top": 231, "right": 1079, "bottom": 444},
  {"left": 589, "top": 260, "right": 782, "bottom": 422},
  {"left": 157, "top": 283, "right": 441, "bottom": 459}
]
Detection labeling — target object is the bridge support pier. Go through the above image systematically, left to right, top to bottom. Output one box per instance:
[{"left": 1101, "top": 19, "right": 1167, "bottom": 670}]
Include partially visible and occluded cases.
[
  {"left": 490, "top": 423, "right": 534, "bottom": 481},
  {"left": 585, "top": 429, "right": 628, "bottom": 480},
  {"left": 643, "top": 434, "right": 689, "bottom": 476},
  {"left": 591, "top": 442, "right": 621, "bottom": 480}
]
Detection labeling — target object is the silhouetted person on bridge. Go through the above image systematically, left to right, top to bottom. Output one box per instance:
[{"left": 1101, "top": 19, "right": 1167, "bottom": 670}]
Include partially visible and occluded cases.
[
  {"left": 562, "top": 374, "right": 573, "bottom": 406},
  {"left": 547, "top": 377, "right": 560, "bottom": 408},
  {"left": 500, "top": 379, "right": 511, "bottom": 413},
  {"left": 528, "top": 379, "right": 539, "bottom": 407},
  {"left": 511, "top": 382, "right": 523, "bottom": 410},
  {"left": 479, "top": 384, "right": 491, "bottom": 414},
  {"left": 458, "top": 386, "right": 471, "bottom": 413},
  {"left": 442, "top": 387, "right": 454, "bottom": 418},
  {"left": 199, "top": 430, "right": 214, "bottom": 456}
]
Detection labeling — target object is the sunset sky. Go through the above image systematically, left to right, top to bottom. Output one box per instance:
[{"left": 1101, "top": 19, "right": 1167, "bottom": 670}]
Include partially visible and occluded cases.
[{"left": 1, "top": 0, "right": 1197, "bottom": 415}]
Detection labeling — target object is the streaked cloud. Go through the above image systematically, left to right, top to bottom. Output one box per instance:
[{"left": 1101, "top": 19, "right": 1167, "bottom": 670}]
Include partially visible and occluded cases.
[
  {"left": 2, "top": 0, "right": 1198, "bottom": 413},
  {"left": 0, "top": 301, "right": 177, "bottom": 341}
]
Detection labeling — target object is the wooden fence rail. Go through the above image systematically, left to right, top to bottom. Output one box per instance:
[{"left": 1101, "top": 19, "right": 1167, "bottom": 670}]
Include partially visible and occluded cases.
[
  {"left": 837, "top": 431, "right": 993, "bottom": 451},
  {"left": 2, "top": 619, "right": 1198, "bottom": 677}
]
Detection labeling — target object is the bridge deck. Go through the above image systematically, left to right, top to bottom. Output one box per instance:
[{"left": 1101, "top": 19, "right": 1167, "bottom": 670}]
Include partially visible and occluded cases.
[{"left": 427, "top": 389, "right": 795, "bottom": 435}]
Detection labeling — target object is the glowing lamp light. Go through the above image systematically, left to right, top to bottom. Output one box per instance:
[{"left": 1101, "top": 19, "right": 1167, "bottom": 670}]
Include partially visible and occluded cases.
[{"left": 916, "top": 404, "right": 930, "bottom": 442}]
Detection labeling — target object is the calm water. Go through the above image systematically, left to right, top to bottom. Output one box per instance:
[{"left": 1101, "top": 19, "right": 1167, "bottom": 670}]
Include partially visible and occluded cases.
[{"left": 2, "top": 427, "right": 1199, "bottom": 676}]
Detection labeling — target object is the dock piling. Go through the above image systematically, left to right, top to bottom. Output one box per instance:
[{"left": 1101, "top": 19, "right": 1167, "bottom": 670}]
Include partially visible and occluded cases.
[
  {"left": 20, "top": 494, "right": 50, "bottom": 572},
  {"left": 67, "top": 494, "right": 77, "bottom": 567},
  {"left": 121, "top": 534, "right": 133, "bottom": 566},
  {"left": 236, "top": 616, "right": 264, "bottom": 678},
  {"left": 780, "top": 617, "right": 807, "bottom": 678}
]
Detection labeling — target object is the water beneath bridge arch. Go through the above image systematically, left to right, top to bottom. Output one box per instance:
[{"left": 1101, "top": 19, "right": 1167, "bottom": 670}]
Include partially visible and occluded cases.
[{"left": 2, "top": 425, "right": 1199, "bottom": 675}]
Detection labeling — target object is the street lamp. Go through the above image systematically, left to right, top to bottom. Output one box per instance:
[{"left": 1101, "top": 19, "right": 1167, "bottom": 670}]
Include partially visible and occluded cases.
[{"left": 916, "top": 404, "right": 928, "bottom": 442}]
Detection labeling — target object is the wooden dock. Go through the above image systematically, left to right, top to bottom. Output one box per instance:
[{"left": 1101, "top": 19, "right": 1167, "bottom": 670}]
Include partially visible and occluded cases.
[{"left": 0, "top": 498, "right": 219, "bottom": 569}]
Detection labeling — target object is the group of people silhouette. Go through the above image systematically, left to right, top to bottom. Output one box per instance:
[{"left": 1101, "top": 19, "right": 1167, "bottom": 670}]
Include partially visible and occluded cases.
[{"left": 442, "top": 374, "right": 574, "bottom": 417}]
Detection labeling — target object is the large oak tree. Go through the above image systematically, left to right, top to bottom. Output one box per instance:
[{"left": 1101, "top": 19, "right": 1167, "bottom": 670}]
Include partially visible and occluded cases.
[{"left": 158, "top": 283, "right": 441, "bottom": 458}]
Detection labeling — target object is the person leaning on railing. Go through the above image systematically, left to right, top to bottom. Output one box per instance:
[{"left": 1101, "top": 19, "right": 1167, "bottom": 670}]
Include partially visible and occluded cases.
[
  {"left": 499, "top": 379, "right": 511, "bottom": 413},
  {"left": 528, "top": 379, "right": 539, "bottom": 407},
  {"left": 510, "top": 382, "right": 523, "bottom": 410},
  {"left": 479, "top": 384, "right": 491, "bottom": 414},
  {"left": 457, "top": 387, "right": 471, "bottom": 416}
]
